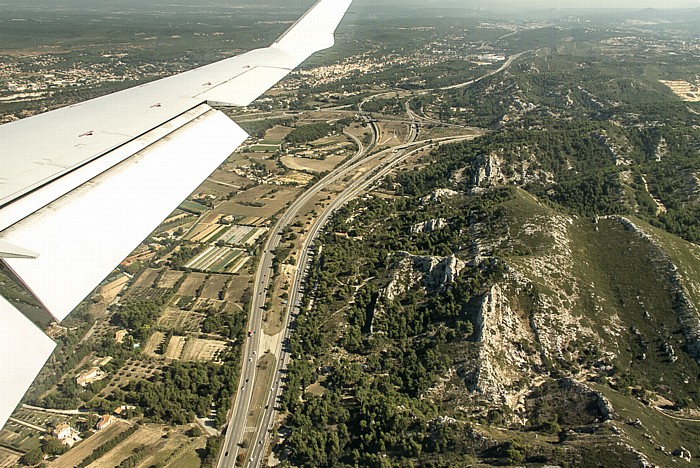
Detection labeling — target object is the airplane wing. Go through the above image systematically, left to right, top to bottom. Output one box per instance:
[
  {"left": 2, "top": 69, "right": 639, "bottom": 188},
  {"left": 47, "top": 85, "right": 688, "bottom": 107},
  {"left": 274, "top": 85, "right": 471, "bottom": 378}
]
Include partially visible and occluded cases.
[{"left": 0, "top": 0, "right": 352, "bottom": 429}]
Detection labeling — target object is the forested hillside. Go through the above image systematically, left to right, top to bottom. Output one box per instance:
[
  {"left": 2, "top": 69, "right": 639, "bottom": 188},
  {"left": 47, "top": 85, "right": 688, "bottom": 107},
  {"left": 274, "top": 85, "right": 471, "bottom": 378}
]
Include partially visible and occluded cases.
[{"left": 276, "top": 15, "right": 700, "bottom": 467}]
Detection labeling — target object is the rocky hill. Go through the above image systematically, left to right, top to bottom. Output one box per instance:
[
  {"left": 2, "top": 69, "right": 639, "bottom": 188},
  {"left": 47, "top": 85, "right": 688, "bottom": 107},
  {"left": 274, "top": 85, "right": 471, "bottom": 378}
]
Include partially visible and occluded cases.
[{"left": 275, "top": 18, "right": 700, "bottom": 467}]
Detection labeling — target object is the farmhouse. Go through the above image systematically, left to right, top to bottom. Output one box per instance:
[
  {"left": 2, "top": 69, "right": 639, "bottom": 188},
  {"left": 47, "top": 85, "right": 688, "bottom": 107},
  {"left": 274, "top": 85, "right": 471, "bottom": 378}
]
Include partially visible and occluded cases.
[
  {"left": 115, "top": 329, "right": 128, "bottom": 343},
  {"left": 76, "top": 367, "right": 107, "bottom": 387},
  {"left": 95, "top": 414, "right": 115, "bottom": 431},
  {"left": 52, "top": 423, "right": 81, "bottom": 447}
]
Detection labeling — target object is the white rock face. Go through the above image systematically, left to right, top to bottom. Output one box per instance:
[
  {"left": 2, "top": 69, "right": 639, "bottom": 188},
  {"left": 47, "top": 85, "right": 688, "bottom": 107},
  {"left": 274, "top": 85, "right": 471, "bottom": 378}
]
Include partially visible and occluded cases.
[
  {"left": 472, "top": 153, "right": 504, "bottom": 188},
  {"left": 420, "top": 188, "right": 459, "bottom": 205},
  {"left": 410, "top": 218, "right": 447, "bottom": 234},
  {"left": 382, "top": 252, "right": 465, "bottom": 302},
  {"left": 472, "top": 284, "right": 540, "bottom": 406}
]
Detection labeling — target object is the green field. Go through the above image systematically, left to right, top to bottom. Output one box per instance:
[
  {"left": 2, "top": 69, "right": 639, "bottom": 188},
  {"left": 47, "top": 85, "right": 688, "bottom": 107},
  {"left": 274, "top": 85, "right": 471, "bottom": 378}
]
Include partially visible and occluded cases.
[{"left": 179, "top": 200, "right": 210, "bottom": 215}]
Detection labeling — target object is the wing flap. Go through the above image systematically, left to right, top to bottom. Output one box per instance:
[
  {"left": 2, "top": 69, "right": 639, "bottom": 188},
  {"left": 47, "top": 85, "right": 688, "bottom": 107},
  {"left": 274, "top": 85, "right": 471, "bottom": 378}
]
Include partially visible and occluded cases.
[
  {"left": 1, "top": 107, "right": 248, "bottom": 320},
  {"left": 0, "top": 296, "right": 56, "bottom": 428}
]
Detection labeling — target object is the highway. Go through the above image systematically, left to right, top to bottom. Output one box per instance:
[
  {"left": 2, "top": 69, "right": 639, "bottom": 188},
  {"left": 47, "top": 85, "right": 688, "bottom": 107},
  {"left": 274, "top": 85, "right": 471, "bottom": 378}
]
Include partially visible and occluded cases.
[
  {"left": 213, "top": 42, "right": 527, "bottom": 468},
  {"left": 403, "top": 50, "right": 531, "bottom": 128},
  {"left": 218, "top": 74, "right": 485, "bottom": 466},
  {"left": 217, "top": 125, "right": 377, "bottom": 468},
  {"left": 241, "top": 130, "right": 481, "bottom": 467}
]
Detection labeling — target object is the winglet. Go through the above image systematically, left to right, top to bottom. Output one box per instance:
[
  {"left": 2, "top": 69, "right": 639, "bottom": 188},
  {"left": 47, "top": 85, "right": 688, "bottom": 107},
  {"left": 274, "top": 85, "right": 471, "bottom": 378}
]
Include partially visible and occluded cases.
[{"left": 272, "top": 0, "right": 353, "bottom": 62}]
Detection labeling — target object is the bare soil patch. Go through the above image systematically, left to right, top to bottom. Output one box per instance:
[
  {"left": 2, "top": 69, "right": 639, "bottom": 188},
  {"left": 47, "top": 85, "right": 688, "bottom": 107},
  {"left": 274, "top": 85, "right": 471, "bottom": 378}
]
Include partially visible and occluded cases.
[
  {"left": 280, "top": 153, "right": 346, "bottom": 173},
  {"left": 275, "top": 170, "right": 315, "bottom": 186},
  {"left": 218, "top": 185, "right": 302, "bottom": 218},
  {"left": 157, "top": 270, "right": 185, "bottom": 289},
  {"left": 177, "top": 272, "right": 208, "bottom": 297},
  {"left": 201, "top": 274, "right": 229, "bottom": 300},
  {"left": 97, "top": 275, "right": 129, "bottom": 304},
  {"left": 224, "top": 275, "right": 253, "bottom": 304},
  {"left": 158, "top": 308, "right": 204, "bottom": 333},
  {"left": 143, "top": 331, "right": 165, "bottom": 357},
  {"left": 165, "top": 336, "right": 187, "bottom": 359},
  {"left": 180, "top": 338, "right": 228, "bottom": 361}
]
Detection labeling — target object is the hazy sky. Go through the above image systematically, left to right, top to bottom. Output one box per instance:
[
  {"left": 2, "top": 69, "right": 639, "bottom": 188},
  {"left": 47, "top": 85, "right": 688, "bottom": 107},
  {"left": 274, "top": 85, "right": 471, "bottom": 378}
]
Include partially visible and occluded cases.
[{"left": 475, "top": 0, "right": 699, "bottom": 8}]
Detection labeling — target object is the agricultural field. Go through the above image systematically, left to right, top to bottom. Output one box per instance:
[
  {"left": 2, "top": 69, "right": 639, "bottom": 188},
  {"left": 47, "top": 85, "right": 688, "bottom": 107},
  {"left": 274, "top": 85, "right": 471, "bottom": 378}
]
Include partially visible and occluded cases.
[
  {"left": 659, "top": 79, "right": 700, "bottom": 102},
  {"left": 264, "top": 125, "right": 293, "bottom": 141},
  {"left": 308, "top": 134, "right": 353, "bottom": 149},
  {"left": 249, "top": 143, "right": 279, "bottom": 152},
  {"left": 280, "top": 153, "right": 346, "bottom": 173},
  {"left": 198, "top": 162, "right": 249, "bottom": 193},
  {"left": 218, "top": 184, "right": 302, "bottom": 218},
  {"left": 178, "top": 200, "right": 210, "bottom": 215},
  {"left": 199, "top": 212, "right": 223, "bottom": 224},
  {"left": 237, "top": 216, "right": 266, "bottom": 226},
  {"left": 184, "top": 223, "right": 227, "bottom": 243},
  {"left": 217, "top": 224, "right": 268, "bottom": 246},
  {"left": 184, "top": 246, "right": 248, "bottom": 273},
  {"left": 121, "top": 268, "right": 170, "bottom": 302},
  {"left": 157, "top": 270, "right": 185, "bottom": 289},
  {"left": 176, "top": 273, "right": 208, "bottom": 297},
  {"left": 97, "top": 274, "right": 129, "bottom": 304},
  {"left": 200, "top": 274, "right": 229, "bottom": 300},
  {"left": 223, "top": 275, "right": 254, "bottom": 304},
  {"left": 143, "top": 331, "right": 165, "bottom": 357},
  {"left": 145, "top": 334, "right": 227, "bottom": 362},
  {"left": 164, "top": 336, "right": 187, "bottom": 359},
  {"left": 180, "top": 338, "right": 228, "bottom": 362},
  {"left": 100, "top": 361, "right": 162, "bottom": 398},
  {"left": 12, "top": 408, "right": 70, "bottom": 429},
  {"left": 48, "top": 420, "right": 131, "bottom": 467},
  {"left": 0, "top": 422, "right": 40, "bottom": 453},
  {"left": 83, "top": 423, "right": 164, "bottom": 467},
  {"left": 134, "top": 428, "right": 205, "bottom": 468},
  {"left": 0, "top": 447, "right": 20, "bottom": 468}
]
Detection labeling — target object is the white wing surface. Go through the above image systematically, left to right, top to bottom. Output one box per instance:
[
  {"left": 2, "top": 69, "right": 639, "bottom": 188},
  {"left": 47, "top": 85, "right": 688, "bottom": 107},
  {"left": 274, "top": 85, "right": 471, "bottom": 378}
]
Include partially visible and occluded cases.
[{"left": 0, "top": 0, "right": 352, "bottom": 430}]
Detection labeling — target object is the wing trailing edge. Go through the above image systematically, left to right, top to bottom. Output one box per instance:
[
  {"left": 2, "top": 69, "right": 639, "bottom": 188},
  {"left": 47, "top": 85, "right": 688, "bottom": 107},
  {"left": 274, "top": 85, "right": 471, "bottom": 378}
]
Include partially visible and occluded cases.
[
  {"left": 2, "top": 105, "right": 247, "bottom": 321},
  {"left": 0, "top": 297, "right": 56, "bottom": 429}
]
